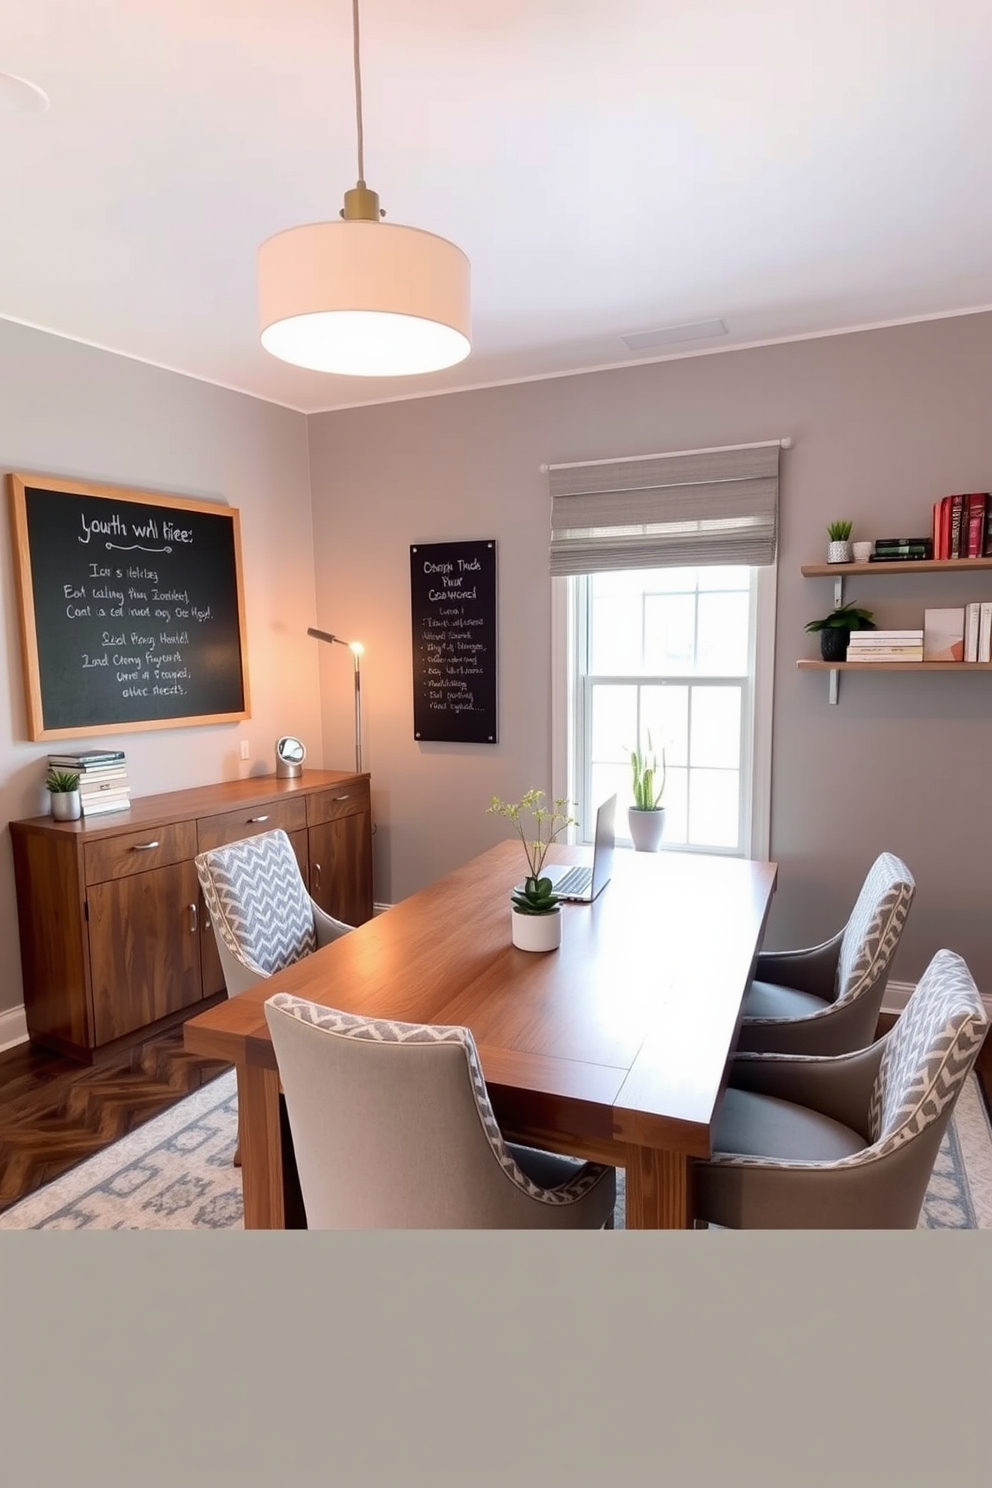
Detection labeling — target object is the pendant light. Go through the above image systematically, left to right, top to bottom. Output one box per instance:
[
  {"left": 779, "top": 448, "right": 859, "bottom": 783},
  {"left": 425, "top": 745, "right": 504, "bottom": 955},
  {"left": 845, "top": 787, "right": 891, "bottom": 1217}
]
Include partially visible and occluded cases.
[{"left": 258, "top": 0, "right": 471, "bottom": 377}]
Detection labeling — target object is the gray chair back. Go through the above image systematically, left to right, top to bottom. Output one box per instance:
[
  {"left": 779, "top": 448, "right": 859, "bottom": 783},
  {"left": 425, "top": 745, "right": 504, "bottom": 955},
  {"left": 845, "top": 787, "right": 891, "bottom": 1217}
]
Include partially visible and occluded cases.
[
  {"left": 196, "top": 827, "right": 317, "bottom": 984},
  {"left": 264, "top": 992, "right": 615, "bottom": 1229}
]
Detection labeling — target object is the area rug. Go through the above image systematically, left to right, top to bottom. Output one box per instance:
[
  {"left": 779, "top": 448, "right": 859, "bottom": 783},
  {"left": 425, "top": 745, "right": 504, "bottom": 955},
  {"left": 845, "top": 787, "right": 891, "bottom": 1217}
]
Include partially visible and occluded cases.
[{"left": 2, "top": 1071, "right": 991, "bottom": 1229}]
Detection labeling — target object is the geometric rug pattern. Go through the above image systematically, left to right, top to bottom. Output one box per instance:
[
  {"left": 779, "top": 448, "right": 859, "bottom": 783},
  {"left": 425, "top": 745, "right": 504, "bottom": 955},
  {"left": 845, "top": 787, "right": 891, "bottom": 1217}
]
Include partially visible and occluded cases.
[{"left": 2, "top": 1068, "right": 991, "bottom": 1229}]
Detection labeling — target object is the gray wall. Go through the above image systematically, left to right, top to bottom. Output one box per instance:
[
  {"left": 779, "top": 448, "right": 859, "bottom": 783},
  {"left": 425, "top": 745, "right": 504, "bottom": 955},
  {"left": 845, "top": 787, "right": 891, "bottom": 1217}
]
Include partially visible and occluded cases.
[
  {"left": 307, "top": 311, "right": 992, "bottom": 993},
  {"left": 0, "top": 319, "right": 322, "bottom": 1025}
]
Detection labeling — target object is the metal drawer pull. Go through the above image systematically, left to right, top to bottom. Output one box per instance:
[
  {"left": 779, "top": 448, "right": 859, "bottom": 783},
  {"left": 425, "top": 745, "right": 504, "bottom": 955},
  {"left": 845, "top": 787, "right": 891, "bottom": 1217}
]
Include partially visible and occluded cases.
[
  {"left": 333, "top": 794, "right": 350, "bottom": 801},
  {"left": 247, "top": 814, "right": 270, "bottom": 823},
  {"left": 132, "top": 841, "right": 160, "bottom": 851},
  {"left": 313, "top": 862, "right": 322, "bottom": 889},
  {"left": 189, "top": 903, "right": 198, "bottom": 934}
]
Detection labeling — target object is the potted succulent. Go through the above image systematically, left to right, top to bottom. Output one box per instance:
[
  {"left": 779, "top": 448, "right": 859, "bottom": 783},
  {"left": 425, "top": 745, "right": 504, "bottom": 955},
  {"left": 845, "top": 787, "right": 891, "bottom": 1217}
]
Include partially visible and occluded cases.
[
  {"left": 826, "top": 520, "right": 854, "bottom": 564},
  {"left": 805, "top": 600, "right": 876, "bottom": 662},
  {"left": 628, "top": 734, "right": 666, "bottom": 852},
  {"left": 46, "top": 768, "right": 82, "bottom": 821},
  {"left": 487, "top": 789, "right": 576, "bottom": 951}
]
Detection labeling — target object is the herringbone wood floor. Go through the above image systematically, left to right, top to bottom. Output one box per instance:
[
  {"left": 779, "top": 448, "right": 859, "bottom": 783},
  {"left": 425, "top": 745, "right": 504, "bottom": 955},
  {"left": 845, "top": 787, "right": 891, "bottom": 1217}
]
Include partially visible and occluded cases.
[
  {"left": 1, "top": 1019, "right": 991, "bottom": 1216},
  {"left": 0, "top": 1028, "right": 231, "bottom": 1213}
]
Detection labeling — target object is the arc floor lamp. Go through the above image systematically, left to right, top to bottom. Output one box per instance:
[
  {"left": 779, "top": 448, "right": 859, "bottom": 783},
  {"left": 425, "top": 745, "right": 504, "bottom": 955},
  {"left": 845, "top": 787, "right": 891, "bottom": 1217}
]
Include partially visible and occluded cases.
[{"left": 307, "top": 628, "right": 364, "bottom": 774}]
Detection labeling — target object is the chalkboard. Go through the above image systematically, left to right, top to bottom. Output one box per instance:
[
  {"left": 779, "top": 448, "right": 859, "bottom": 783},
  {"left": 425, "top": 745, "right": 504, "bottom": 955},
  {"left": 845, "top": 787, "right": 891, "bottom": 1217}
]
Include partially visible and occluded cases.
[
  {"left": 8, "top": 473, "right": 251, "bottom": 740},
  {"left": 410, "top": 540, "right": 497, "bottom": 743}
]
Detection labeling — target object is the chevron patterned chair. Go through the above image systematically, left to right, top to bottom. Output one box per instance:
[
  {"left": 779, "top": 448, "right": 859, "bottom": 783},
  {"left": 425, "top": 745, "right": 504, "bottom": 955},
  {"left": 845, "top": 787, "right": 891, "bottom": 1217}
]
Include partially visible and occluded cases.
[
  {"left": 195, "top": 827, "right": 353, "bottom": 999},
  {"left": 736, "top": 851, "right": 915, "bottom": 1056},
  {"left": 695, "top": 948, "right": 988, "bottom": 1228},
  {"left": 264, "top": 992, "right": 618, "bottom": 1229}
]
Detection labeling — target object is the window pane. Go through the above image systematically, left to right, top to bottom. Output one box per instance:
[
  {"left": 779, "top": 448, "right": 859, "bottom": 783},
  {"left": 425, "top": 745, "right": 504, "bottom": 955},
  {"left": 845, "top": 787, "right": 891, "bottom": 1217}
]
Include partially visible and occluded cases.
[
  {"left": 697, "top": 566, "right": 750, "bottom": 591},
  {"left": 697, "top": 592, "right": 750, "bottom": 675},
  {"left": 589, "top": 594, "right": 642, "bottom": 674},
  {"left": 644, "top": 594, "right": 695, "bottom": 672},
  {"left": 590, "top": 684, "right": 636, "bottom": 763},
  {"left": 640, "top": 685, "right": 688, "bottom": 769},
  {"left": 691, "top": 688, "right": 741, "bottom": 769},
  {"left": 688, "top": 768, "right": 740, "bottom": 847}
]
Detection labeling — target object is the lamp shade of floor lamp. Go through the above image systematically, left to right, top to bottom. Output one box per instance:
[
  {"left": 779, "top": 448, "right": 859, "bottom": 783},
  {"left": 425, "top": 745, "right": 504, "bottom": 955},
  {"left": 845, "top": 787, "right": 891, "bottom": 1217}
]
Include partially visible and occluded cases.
[{"left": 307, "top": 628, "right": 364, "bottom": 774}]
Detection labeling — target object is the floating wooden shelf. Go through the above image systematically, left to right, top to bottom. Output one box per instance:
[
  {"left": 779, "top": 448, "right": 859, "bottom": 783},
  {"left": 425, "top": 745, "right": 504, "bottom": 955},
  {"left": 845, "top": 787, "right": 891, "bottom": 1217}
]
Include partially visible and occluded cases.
[
  {"left": 801, "top": 558, "right": 992, "bottom": 578},
  {"left": 797, "top": 659, "right": 992, "bottom": 672}
]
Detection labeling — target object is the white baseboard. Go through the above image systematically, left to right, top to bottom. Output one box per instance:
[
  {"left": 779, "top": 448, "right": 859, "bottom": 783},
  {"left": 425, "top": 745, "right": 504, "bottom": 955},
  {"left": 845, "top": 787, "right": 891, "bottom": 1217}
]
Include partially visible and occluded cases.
[
  {"left": 373, "top": 902, "right": 393, "bottom": 916},
  {"left": 883, "top": 978, "right": 992, "bottom": 1017},
  {"left": 0, "top": 1005, "right": 29, "bottom": 1052}
]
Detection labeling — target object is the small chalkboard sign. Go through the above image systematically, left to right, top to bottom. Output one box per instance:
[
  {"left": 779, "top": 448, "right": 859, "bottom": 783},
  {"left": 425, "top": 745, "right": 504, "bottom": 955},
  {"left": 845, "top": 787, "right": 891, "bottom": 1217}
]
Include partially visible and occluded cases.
[
  {"left": 8, "top": 472, "right": 251, "bottom": 740},
  {"left": 410, "top": 540, "right": 497, "bottom": 744}
]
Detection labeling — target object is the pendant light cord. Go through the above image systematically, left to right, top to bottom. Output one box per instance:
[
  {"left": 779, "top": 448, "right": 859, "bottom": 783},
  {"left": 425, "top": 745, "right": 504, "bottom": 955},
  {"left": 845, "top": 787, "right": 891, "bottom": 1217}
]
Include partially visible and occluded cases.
[{"left": 352, "top": 0, "right": 365, "bottom": 186}]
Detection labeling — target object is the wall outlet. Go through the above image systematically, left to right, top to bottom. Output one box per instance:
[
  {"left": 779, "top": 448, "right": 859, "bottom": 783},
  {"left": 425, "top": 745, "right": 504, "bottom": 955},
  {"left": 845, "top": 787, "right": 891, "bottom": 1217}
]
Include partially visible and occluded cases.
[{"left": 239, "top": 740, "right": 250, "bottom": 761}]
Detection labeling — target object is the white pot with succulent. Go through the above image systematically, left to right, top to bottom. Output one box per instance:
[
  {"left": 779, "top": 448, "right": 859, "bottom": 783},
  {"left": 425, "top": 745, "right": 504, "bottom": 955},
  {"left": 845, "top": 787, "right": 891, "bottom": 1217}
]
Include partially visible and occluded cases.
[
  {"left": 826, "top": 519, "right": 854, "bottom": 564},
  {"left": 628, "top": 735, "right": 666, "bottom": 852},
  {"left": 46, "top": 768, "right": 82, "bottom": 821},
  {"left": 487, "top": 789, "right": 576, "bottom": 952}
]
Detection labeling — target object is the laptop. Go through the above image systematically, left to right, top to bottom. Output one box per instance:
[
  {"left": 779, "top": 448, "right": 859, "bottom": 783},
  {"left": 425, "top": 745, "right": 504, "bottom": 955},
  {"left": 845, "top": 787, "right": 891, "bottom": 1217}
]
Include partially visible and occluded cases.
[{"left": 538, "top": 794, "right": 617, "bottom": 903}]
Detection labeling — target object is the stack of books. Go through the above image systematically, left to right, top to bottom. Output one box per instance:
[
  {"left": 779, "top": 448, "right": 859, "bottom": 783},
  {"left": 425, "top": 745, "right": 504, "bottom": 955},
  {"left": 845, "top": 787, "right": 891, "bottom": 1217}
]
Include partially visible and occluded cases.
[
  {"left": 930, "top": 494, "right": 992, "bottom": 559},
  {"left": 868, "top": 537, "right": 933, "bottom": 563},
  {"left": 846, "top": 630, "right": 925, "bottom": 662},
  {"left": 47, "top": 749, "right": 131, "bottom": 816}
]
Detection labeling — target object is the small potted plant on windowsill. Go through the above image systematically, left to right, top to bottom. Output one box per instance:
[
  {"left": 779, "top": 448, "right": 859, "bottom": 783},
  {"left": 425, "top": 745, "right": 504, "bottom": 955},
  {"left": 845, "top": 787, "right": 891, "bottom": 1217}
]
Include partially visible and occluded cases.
[
  {"left": 827, "top": 520, "right": 854, "bottom": 564},
  {"left": 805, "top": 601, "right": 876, "bottom": 662},
  {"left": 627, "top": 734, "right": 666, "bottom": 852},
  {"left": 46, "top": 768, "right": 82, "bottom": 821},
  {"left": 487, "top": 789, "right": 577, "bottom": 951}
]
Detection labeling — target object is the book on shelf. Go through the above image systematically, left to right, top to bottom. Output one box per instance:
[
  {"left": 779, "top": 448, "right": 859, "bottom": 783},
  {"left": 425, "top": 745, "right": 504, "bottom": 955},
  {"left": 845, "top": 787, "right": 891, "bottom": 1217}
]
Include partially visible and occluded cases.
[
  {"left": 966, "top": 494, "right": 989, "bottom": 558},
  {"left": 872, "top": 538, "right": 932, "bottom": 555},
  {"left": 869, "top": 551, "right": 932, "bottom": 562},
  {"left": 964, "top": 601, "right": 982, "bottom": 663},
  {"left": 979, "top": 602, "right": 992, "bottom": 665},
  {"left": 923, "top": 607, "right": 965, "bottom": 662},
  {"left": 847, "top": 629, "right": 924, "bottom": 640},
  {"left": 845, "top": 652, "right": 924, "bottom": 662},
  {"left": 47, "top": 750, "right": 126, "bottom": 767},
  {"left": 67, "top": 761, "right": 128, "bottom": 780}
]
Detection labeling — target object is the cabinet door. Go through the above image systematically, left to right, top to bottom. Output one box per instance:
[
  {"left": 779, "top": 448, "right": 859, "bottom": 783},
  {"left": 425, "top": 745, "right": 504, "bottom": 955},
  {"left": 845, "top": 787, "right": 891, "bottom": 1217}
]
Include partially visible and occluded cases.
[
  {"left": 308, "top": 815, "right": 373, "bottom": 926},
  {"left": 199, "top": 828, "right": 310, "bottom": 997},
  {"left": 88, "top": 861, "right": 202, "bottom": 1045}
]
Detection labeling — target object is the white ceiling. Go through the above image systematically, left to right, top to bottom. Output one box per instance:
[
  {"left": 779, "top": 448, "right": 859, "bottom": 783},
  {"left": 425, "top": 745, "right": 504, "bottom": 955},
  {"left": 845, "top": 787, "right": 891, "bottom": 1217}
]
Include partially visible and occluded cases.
[{"left": 3, "top": 0, "right": 992, "bottom": 415}]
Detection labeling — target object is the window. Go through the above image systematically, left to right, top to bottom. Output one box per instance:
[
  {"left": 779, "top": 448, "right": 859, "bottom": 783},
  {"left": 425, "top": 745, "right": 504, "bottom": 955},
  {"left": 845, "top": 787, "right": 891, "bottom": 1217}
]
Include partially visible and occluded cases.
[
  {"left": 548, "top": 440, "right": 782, "bottom": 859},
  {"left": 557, "top": 565, "right": 774, "bottom": 856}
]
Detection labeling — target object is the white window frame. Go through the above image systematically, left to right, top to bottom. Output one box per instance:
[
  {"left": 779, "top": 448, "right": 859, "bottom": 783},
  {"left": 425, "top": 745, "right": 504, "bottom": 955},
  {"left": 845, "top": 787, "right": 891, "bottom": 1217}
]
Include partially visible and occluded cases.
[{"left": 551, "top": 565, "right": 776, "bottom": 859}]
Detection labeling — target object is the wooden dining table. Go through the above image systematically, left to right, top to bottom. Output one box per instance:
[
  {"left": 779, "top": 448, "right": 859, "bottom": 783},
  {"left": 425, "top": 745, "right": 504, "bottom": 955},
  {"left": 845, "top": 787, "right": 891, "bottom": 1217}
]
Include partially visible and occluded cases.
[{"left": 184, "top": 839, "right": 778, "bottom": 1228}]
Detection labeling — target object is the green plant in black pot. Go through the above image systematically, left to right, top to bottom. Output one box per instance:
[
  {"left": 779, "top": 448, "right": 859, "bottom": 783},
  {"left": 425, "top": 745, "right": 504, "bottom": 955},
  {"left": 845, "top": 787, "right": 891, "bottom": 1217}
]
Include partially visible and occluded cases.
[{"left": 805, "top": 601, "right": 876, "bottom": 661}]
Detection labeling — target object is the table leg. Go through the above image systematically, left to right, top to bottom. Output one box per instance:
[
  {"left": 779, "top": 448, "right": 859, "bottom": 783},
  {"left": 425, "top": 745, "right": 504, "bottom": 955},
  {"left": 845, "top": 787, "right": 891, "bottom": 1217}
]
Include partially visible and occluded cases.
[
  {"left": 238, "top": 1061, "right": 285, "bottom": 1229},
  {"left": 623, "top": 1146, "right": 696, "bottom": 1229}
]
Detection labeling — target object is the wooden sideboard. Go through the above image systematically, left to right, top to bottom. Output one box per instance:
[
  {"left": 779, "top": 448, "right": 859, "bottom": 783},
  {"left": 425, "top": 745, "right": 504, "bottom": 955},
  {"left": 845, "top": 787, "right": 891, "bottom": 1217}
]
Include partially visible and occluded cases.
[{"left": 9, "top": 769, "right": 374, "bottom": 1062}]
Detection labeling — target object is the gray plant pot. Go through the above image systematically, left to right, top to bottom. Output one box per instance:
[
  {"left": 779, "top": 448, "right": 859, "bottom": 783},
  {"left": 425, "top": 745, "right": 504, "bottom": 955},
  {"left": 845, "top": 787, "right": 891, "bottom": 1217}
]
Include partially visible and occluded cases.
[{"left": 51, "top": 790, "right": 82, "bottom": 821}]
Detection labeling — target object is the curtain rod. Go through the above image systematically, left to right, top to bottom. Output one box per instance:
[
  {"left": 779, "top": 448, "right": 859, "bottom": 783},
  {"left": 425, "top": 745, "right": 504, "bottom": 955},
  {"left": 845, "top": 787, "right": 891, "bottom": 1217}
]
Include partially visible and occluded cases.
[{"left": 540, "top": 437, "right": 792, "bottom": 474}]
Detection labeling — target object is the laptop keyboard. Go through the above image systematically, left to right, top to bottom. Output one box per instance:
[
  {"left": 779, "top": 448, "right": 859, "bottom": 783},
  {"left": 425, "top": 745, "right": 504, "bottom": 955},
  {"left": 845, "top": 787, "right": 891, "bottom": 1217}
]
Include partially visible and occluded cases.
[{"left": 552, "top": 866, "right": 592, "bottom": 897}]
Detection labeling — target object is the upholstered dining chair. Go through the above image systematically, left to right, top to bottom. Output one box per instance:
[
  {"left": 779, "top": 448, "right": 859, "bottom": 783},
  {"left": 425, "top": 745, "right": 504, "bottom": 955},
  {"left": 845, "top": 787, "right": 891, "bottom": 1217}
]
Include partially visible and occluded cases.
[
  {"left": 195, "top": 827, "right": 353, "bottom": 998},
  {"left": 736, "top": 851, "right": 915, "bottom": 1056},
  {"left": 695, "top": 948, "right": 988, "bottom": 1229},
  {"left": 263, "top": 991, "right": 618, "bottom": 1229}
]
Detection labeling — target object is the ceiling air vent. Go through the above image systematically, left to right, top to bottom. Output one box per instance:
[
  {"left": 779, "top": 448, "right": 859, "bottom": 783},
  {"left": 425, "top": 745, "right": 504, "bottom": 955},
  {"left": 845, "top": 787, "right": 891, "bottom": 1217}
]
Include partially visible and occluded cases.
[{"left": 621, "top": 319, "right": 727, "bottom": 351}]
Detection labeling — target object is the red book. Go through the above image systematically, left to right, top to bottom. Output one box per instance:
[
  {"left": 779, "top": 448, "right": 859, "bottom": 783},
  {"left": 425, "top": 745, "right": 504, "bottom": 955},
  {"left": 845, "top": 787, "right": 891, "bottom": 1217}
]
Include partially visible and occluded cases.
[
  {"left": 966, "top": 493, "right": 989, "bottom": 557},
  {"left": 938, "top": 495, "right": 954, "bottom": 560}
]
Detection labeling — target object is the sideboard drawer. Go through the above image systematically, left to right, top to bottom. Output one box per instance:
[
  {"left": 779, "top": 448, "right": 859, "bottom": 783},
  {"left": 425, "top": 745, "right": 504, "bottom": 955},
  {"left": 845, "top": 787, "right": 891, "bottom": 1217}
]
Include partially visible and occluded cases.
[
  {"left": 307, "top": 780, "right": 370, "bottom": 826},
  {"left": 196, "top": 796, "right": 308, "bottom": 853},
  {"left": 84, "top": 820, "right": 198, "bottom": 885}
]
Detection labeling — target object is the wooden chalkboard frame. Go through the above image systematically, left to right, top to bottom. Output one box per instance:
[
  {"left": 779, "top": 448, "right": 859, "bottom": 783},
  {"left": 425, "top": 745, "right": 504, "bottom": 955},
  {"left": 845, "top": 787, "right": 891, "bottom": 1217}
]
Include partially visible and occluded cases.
[{"left": 8, "top": 472, "right": 251, "bottom": 740}]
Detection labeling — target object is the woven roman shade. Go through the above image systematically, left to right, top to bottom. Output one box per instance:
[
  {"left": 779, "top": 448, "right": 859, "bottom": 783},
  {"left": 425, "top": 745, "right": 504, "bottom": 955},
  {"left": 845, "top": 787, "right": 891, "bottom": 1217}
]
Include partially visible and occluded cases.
[{"left": 548, "top": 443, "right": 780, "bottom": 575}]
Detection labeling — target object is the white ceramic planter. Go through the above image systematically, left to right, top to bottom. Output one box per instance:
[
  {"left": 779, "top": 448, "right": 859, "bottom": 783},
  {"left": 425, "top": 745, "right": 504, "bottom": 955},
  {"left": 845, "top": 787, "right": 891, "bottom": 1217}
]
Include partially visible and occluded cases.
[
  {"left": 827, "top": 540, "right": 853, "bottom": 564},
  {"left": 50, "top": 790, "right": 82, "bottom": 821},
  {"left": 628, "top": 806, "right": 666, "bottom": 852},
  {"left": 511, "top": 906, "right": 562, "bottom": 952}
]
